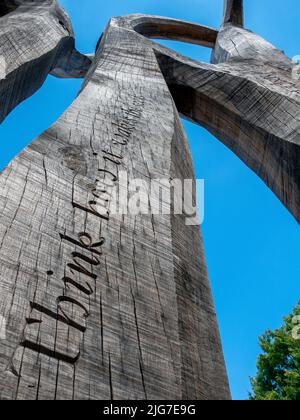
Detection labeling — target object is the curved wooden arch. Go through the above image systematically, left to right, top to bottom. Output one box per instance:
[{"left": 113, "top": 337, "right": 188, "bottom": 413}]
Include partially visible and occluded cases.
[
  {"left": 223, "top": 0, "right": 244, "bottom": 26},
  {"left": 117, "top": 9, "right": 300, "bottom": 224},
  {"left": 127, "top": 15, "right": 218, "bottom": 48}
]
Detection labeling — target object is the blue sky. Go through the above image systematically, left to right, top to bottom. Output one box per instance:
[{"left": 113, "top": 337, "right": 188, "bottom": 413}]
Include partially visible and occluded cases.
[{"left": 0, "top": 0, "right": 299, "bottom": 400}]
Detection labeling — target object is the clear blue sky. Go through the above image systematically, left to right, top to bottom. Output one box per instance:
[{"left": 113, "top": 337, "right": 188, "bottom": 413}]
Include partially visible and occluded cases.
[{"left": 0, "top": 0, "right": 299, "bottom": 400}]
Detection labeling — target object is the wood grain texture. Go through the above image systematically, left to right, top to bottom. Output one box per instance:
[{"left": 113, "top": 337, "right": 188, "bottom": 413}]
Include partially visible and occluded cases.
[
  {"left": 0, "top": 0, "right": 91, "bottom": 123},
  {"left": 1, "top": 0, "right": 298, "bottom": 401},
  {"left": 0, "top": 12, "right": 230, "bottom": 400},
  {"left": 155, "top": 12, "right": 300, "bottom": 223}
]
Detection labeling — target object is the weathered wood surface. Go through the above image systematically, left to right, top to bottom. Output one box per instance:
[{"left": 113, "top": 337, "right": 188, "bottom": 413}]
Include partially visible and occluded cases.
[
  {"left": 0, "top": 0, "right": 91, "bottom": 123},
  {"left": 155, "top": 0, "right": 300, "bottom": 223},
  {"left": 223, "top": 0, "right": 243, "bottom": 26},
  {"left": 0, "top": 12, "right": 230, "bottom": 400}
]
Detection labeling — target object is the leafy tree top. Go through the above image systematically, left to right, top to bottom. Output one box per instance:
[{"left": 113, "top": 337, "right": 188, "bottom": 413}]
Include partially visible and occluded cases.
[{"left": 250, "top": 302, "right": 300, "bottom": 400}]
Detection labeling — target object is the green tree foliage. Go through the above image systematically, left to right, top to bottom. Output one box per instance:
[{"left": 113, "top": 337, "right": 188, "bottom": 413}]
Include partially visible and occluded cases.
[{"left": 250, "top": 302, "right": 300, "bottom": 400}]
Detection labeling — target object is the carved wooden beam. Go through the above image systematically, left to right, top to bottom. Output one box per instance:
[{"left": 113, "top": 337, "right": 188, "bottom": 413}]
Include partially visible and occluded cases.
[
  {"left": 0, "top": 0, "right": 91, "bottom": 123},
  {"left": 0, "top": 13, "right": 230, "bottom": 400},
  {"left": 130, "top": 14, "right": 218, "bottom": 47}
]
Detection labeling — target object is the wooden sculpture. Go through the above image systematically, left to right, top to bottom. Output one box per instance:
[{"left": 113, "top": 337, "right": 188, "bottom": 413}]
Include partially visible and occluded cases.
[{"left": 0, "top": 0, "right": 298, "bottom": 400}]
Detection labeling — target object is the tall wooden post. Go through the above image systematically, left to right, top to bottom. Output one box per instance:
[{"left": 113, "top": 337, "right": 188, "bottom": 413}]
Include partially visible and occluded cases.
[{"left": 0, "top": 11, "right": 230, "bottom": 400}]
